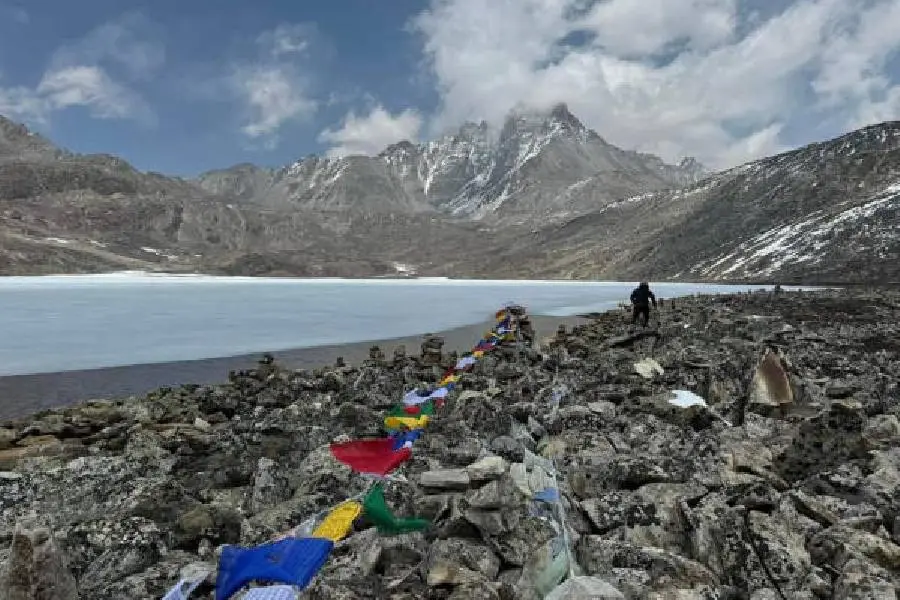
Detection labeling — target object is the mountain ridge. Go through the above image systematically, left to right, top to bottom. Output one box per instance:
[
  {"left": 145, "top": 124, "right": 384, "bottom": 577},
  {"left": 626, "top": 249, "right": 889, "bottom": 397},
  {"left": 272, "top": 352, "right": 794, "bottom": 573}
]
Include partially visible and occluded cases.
[
  {"left": 195, "top": 102, "right": 705, "bottom": 221},
  {"left": 0, "top": 108, "right": 897, "bottom": 284}
]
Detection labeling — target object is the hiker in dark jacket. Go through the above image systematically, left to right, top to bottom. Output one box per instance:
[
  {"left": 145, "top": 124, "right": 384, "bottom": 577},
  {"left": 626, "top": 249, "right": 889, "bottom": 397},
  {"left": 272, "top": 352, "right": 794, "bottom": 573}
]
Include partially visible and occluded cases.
[{"left": 630, "top": 282, "right": 657, "bottom": 327}]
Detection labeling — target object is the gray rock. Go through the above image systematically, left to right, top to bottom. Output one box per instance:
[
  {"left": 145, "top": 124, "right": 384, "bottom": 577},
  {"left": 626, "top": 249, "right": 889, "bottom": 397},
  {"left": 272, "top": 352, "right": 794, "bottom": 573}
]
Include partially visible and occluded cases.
[
  {"left": 1, "top": 290, "right": 899, "bottom": 599},
  {"left": 491, "top": 435, "right": 525, "bottom": 462},
  {"left": 466, "top": 456, "right": 508, "bottom": 482},
  {"left": 249, "top": 457, "right": 292, "bottom": 513},
  {"left": 420, "top": 469, "right": 471, "bottom": 490},
  {"left": 0, "top": 526, "right": 79, "bottom": 600},
  {"left": 426, "top": 539, "right": 501, "bottom": 586},
  {"left": 544, "top": 576, "right": 625, "bottom": 600}
]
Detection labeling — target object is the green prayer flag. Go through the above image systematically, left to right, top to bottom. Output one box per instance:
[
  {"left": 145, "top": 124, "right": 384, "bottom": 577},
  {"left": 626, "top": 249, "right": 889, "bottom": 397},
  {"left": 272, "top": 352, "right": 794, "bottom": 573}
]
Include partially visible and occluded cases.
[
  {"left": 386, "top": 401, "right": 435, "bottom": 418},
  {"left": 362, "top": 484, "right": 430, "bottom": 535}
]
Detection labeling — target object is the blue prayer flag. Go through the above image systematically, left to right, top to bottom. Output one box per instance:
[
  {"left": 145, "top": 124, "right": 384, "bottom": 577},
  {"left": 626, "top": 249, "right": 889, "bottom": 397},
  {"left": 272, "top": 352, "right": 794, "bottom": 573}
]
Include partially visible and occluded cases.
[{"left": 215, "top": 537, "right": 333, "bottom": 600}]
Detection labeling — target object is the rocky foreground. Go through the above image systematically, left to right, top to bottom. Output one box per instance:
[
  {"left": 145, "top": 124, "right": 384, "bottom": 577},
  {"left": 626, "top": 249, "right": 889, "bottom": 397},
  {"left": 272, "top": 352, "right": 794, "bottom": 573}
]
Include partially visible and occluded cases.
[{"left": 1, "top": 289, "right": 900, "bottom": 599}]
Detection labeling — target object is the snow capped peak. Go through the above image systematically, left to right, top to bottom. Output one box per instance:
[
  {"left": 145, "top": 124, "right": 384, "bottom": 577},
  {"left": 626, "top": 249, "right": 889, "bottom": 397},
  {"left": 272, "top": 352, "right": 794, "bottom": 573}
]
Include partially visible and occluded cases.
[
  {"left": 499, "top": 102, "right": 592, "bottom": 146},
  {"left": 549, "top": 102, "right": 578, "bottom": 124},
  {"left": 213, "top": 103, "right": 708, "bottom": 220},
  {"left": 374, "top": 103, "right": 703, "bottom": 218},
  {"left": 456, "top": 120, "right": 490, "bottom": 140},
  {"left": 380, "top": 140, "right": 417, "bottom": 158}
]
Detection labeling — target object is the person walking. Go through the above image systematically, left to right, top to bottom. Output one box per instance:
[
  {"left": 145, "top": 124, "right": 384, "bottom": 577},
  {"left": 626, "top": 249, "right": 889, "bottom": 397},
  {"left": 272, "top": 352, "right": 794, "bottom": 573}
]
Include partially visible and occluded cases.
[{"left": 630, "top": 282, "right": 657, "bottom": 327}]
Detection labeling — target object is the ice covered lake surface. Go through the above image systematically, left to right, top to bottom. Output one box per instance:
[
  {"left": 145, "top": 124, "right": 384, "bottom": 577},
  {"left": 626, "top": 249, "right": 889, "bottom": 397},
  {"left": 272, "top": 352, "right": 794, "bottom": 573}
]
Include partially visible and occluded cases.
[{"left": 0, "top": 273, "right": 801, "bottom": 376}]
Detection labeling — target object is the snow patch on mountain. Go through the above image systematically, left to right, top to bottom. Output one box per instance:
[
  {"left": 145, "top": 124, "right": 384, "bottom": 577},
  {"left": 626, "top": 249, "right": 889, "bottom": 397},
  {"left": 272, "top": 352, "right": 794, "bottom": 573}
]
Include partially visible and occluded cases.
[
  {"left": 197, "top": 103, "right": 705, "bottom": 220},
  {"left": 301, "top": 159, "right": 347, "bottom": 189},
  {"left": 691, "top": 182, "right": 900, "bottom": 278}
]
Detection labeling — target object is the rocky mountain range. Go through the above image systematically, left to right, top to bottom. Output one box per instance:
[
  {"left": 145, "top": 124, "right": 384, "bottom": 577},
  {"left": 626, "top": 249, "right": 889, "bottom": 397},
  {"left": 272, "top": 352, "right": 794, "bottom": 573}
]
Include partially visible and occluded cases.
[
  {"left": 0, "top": 104, "right": 897, "bottom": 283},
  {"left": 196, "top": 104, "right": 706, "bottom": 223}
]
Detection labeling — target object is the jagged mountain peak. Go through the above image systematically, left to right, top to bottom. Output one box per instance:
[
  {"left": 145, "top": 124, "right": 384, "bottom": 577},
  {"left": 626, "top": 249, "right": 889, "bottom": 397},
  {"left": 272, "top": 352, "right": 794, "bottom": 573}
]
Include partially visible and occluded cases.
[
  {"left": 499, "top": 102, "right": 594, "bottom": 144},
  {"left": 192, "top": 103, "right": 704, "bottom": 221},
  {"left": 0, "top": 114, "right": 67, "bottom": 161},
  {"left": 0, "top": 115, "right": 29, "bottom": 137},
  {"left": 457, "top": 120, "right": 489, "bottom": 138},
  {"left": 378, "top": 140, "right": 419, "bottom": 163},
  {"left": 382, "top": 140, "right": 417, "bottom": 153},
  {"left": 674, "top": 156, "right": 707, "bottom": 180},
  {"left": 678, "top": 156, "right": 703, "bottom": 170},
  {"left": 215, "top": 162, "right": 269, "bottom": 174}
]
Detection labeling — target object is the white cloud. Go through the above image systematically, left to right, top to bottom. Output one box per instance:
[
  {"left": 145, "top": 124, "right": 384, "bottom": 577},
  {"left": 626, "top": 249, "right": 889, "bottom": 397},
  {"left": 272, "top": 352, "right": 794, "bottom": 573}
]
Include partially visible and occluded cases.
[
  {"left": 411, "top": 0, "right": 900, "bottom": 169},
  {"left": 581, "top": 0, "right": 739, "bottom": 56},
  {"left": 812, "top": 0, "right": 900, "bottom": 128},
  {"left": 49, "top": 11, "right": 165, "bottom": 80},
  {"left": 0, "top": 12, "right": 161, "bottom": 126},
  {"left": 225, "top": 23, "right": 321, "bottom": 146},
  {"left": 37, "top": 65, "right": 150, "bottom": 121},
  {"left": 230, "top": 66, "right": 317, "bottom": 144},
  {"left": 0, "top": 80, "right": 45, "bottom": 123},
  {"left": 850, "top": 86, "right": 900, "bottom": 129},
  {"left": 319, "top": 105, "right": 423, "bottom": 157}
]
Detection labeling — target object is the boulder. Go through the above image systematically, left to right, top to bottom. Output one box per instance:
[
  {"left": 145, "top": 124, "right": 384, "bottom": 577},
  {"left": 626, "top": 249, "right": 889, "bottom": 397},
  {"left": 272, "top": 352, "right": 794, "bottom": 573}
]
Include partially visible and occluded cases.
[
  {"left": 420, "top": 469, "right": 471, "bottom": 490},
  {"left": 0, "top": 526, "right": 79, "bottom": 600}
]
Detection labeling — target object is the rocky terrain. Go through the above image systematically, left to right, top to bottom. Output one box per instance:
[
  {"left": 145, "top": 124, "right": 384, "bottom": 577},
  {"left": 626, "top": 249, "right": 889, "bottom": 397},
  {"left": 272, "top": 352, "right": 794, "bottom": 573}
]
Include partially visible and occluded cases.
[
  {"left": 2, "top": 105, "right": 897, "bottom": 283},
  {"left": 457, "top": 122, "right": 900, "bottom": 284},
  {"left": 1, "top": 288, "right": 899, "bottom": 599}
]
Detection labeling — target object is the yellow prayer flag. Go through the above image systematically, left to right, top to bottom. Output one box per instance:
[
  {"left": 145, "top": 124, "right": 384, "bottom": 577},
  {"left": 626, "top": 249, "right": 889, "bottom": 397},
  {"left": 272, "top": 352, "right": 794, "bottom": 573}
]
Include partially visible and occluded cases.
[
  {"left": 384, "top": 414, "right": 431, "bottom": 431},
  {"left": 312, "top": 500, "right": 362, "bottom": 542}
]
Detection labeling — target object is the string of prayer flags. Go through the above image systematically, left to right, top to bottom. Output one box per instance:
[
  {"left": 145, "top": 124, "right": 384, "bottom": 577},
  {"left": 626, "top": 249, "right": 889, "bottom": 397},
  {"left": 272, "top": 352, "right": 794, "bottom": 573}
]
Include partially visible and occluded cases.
[
  {"left": 170, "top": 305, "right": 528, "bottom": 600},
  {"left": 474, "top": 340, "right": 496, "bottom": 352},
  {"left": 454, "top": 355, "right": 476, "bottom": 370},
  {"left": 441, "top": 369, "right": 461, "bottom": 382},
  {"left": 428, "top": 387, "right": 450, "bottom": 400},
  {"left": 402, "top": 389, "right": 431, "bottom": 406},
  {"left": 389, "top": 400, "right": 435, "bottom": 417},
  {"left": 384, "top": 413, "right": 430, "bottom": 431},
  {"left": 390, "top": 429, "right": 423, "bottom": 450},
  {"left": 329, "top": 438, "right": 412, "bottom": 476},
  {"left": 361, "top": 484, "right": 430, "bottom": 535},
  {"left": 533, "top": 487, "right": 561, "bottom": 503},
  {"left": 310, "top": 500, "right": 362, "bottom": 542},
  {"left": 215, "top": 537, "right": 333, "bottom": 600},
  {"left": 534, "top": 538, "right": 571, "bottom": 597},
  {"left": 162, "top": 570, "right": 209, "bottom": 600},
  {"left": 545, "top": 576, "right": 626, "bottom": 599},
  {"left": 242, "top": 586, "right": 299, "bottom": 600}
]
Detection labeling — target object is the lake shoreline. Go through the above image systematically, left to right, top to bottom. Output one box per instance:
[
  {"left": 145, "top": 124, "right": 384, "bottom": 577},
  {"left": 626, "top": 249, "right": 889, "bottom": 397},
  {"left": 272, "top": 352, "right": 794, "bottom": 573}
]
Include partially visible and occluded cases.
[{"left": 0, "top": 314, "right": 588, "bottom": 420}]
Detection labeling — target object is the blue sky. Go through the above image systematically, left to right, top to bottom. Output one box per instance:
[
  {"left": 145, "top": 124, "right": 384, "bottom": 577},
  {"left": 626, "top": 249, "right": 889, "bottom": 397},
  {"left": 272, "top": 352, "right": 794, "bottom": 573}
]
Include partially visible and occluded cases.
[
  {"left": 0, "top": 0, "right": 435, "bottom": 174},
  {"left": 1, "top": 0, "right": 898, "bottom": 175}
]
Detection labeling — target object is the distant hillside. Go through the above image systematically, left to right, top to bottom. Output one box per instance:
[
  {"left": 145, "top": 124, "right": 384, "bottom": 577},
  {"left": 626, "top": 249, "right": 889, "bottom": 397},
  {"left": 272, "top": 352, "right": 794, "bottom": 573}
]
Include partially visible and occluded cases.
[{"left": 0, "top": 110, "right": 897, "bottom": 284}]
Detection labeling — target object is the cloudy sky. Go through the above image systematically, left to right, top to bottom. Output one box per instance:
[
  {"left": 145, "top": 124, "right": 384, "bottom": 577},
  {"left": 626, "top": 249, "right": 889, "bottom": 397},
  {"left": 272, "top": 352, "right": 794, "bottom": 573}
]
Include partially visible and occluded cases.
[{"left": 1, "top": 0, "right": 898, "bottom": 175}]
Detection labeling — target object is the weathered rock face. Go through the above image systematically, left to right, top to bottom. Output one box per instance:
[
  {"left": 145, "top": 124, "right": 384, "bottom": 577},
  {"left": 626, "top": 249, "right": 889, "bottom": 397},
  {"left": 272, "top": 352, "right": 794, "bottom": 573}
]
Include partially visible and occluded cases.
[
  {"left": 1, "top": 289, "right": 899, "bottom": 599},
  {"left": 0, "top": 525, "right": 80, "bottom": 600}
]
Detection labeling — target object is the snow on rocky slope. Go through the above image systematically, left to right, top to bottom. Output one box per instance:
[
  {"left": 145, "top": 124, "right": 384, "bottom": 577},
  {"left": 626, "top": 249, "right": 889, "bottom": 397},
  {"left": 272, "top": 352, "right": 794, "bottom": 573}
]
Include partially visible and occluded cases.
[
  {"left": 198, "top": 104, "right": 704, "bottom": 223},
  {"left": 454, "top": 122, "right": 900, "bottom": 284},
  {"left": 691, "top": 182, "right": 900, "bottom": 279}
]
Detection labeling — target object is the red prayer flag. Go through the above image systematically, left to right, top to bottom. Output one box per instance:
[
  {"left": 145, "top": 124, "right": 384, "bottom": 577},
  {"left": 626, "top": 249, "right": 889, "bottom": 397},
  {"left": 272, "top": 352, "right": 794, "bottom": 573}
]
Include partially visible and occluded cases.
[{"left": 329, "top": 439, "right": 412, "bottom": 476}]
